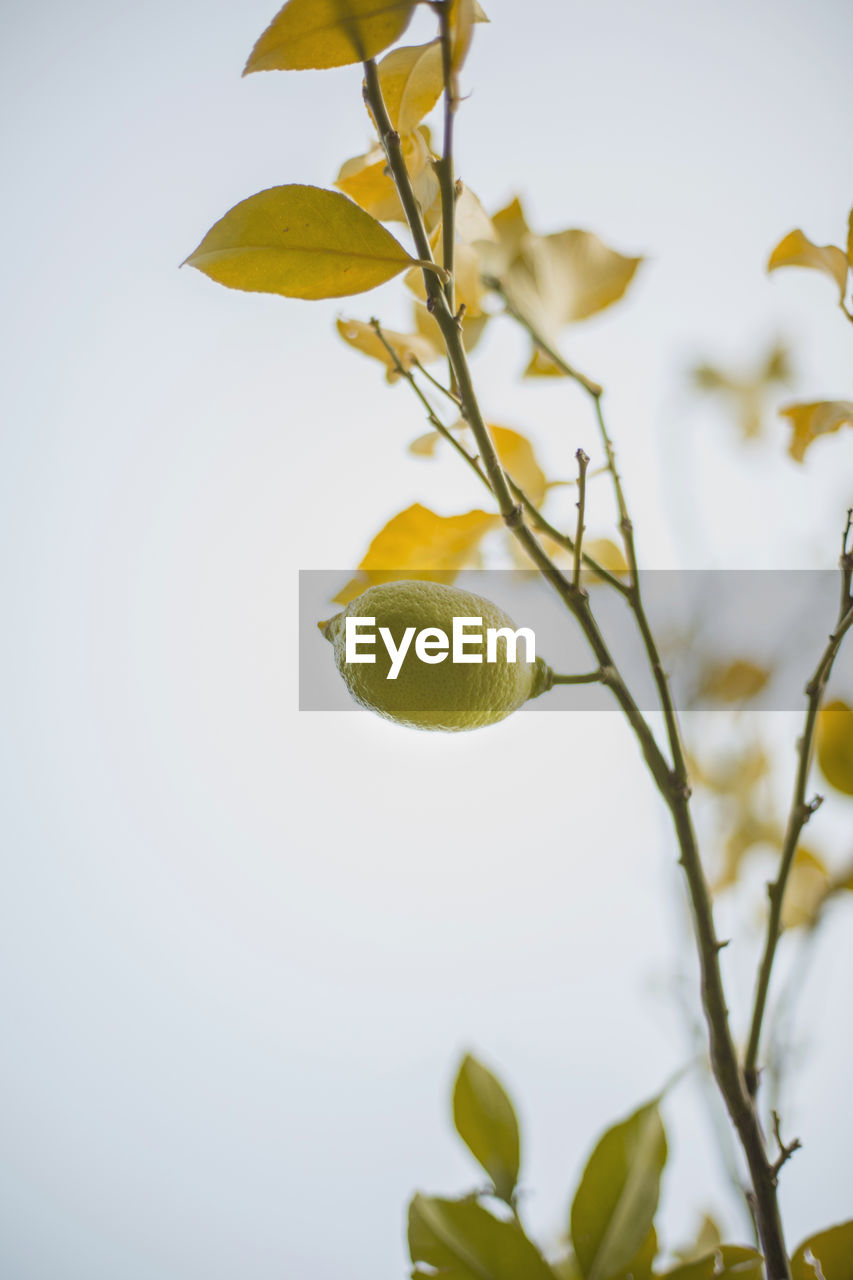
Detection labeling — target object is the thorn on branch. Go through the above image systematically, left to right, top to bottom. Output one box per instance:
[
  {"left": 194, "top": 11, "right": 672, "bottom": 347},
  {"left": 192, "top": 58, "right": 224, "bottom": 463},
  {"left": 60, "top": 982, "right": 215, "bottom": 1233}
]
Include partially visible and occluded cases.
[
  {"left": 714, "top": 938, "right": 731, "bottom": 953},
  {"left": 770, "top": 1110, "right": 802, "bottom": 1182}
]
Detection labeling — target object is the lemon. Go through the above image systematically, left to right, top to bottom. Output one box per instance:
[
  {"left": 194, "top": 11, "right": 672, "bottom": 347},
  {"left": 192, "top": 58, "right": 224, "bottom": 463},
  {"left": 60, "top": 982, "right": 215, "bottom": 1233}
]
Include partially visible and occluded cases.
[{"left": 323, "top": 579, "right": 553, "bottom": 731}]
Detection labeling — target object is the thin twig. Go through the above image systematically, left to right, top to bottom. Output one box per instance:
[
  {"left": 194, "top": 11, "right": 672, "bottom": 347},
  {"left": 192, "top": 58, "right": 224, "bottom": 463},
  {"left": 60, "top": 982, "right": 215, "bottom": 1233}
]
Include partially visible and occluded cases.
[
  {"left": 490, "top": 273, "right": 689, "bottom": 782},
  {"left": 484, "top": 276, "right": 603, "bottom": 397},
  {"left": 369, "top": 319, "right": 486, "bottom": 489},
  {"left": 410, "top": 357, "right": 461, "bottom": 406},
  {"left": 573, "top": 449, "right": 589, "bottom": 589},
  {"left": 841, "top": 507, "right": 852, "bottom": 614},
  {"left": 744, "top": 589, "right": 853, "bottom": 1094},
  {"left": 551, "top": 670, "right": 605, "bottom": 685},
  {"left": 770, "top": 1111, "right": 802, "bottom": 1181}
]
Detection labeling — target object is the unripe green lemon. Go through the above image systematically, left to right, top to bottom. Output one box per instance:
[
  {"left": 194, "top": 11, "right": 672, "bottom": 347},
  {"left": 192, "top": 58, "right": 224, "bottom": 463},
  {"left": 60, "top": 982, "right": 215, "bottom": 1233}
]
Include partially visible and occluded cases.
[{"left": 323, "top": 579, "right": 553, "bottom": 731}]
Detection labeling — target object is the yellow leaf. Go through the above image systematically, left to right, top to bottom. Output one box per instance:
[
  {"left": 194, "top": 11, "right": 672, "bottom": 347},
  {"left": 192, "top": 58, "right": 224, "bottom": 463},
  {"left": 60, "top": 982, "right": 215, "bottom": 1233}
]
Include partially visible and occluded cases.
[
  {"left": 244, "top": 0, "right": 416, "bottom": 73},
  {"left": 449, "top": 0, "right": 477, "bottom": 73},
  {"left": 377, "top": 41, "right": 444, "bottom": 134},
  {"left": 335, "top": 129, "right": 439, "bottom": 223},
  {"left": 335, "top": 146, "right": 405, "bottom": 222},
  {"left": 184, "top": 184, "right": 416, "bottom": 300},
  {"left": 454, "top": 185, "right": 497, "bottom": 244},
  {"left": 481, "top": 196, "right": 532, "bottom": 277},
  {"left": 483, "top": 201, "right": 642, "bottom": 358},
  {"left": 848, "top": 206, "right": 853, "bottom": 266},
  {"left": 527, "top": 227, "right": 642, "bottom": 326},
  {"left": 767, "top": 229, "right": 849, "bottom": 303},
  {"left": 406, "top": 241, "right": 485, "bottom": 315},
  {"left": 412, "top": 299, "right": 489, "bottom": 354},
  {"left": 336, "top": 317, "right": 440, "bottom": 380},
  {"left": 690, "top": 343, "right": 793, "bottom": 441},
  {"left": 523, "top": 348, "right": 564, "bottom": 378},
  {"left": 781, "top": 400, "right": 853, "bottom": 463},
  {"left": 486, "top": 425, "right": 546, "bottom": 506},
  {"left": 409, "top": 431, "right": 441, "bottom": 456},
  {"left": 334, "top": 504, "right": 500, "bottom": 603},
  {"left": 584, "top": 538, "right": 629, "bottom": 574},
  {"left": 698, "top": 660, "right": 771, "bottom": 704},
  {"left": 816, "top": 699, "right": 853, "bottom": 796},
  {"left": 689, "top": 744, "right": 770, "bottom": 799},
  {"left": 715, "top": 814, "right": 782, "bottom": 892},
  {"left": 781, "top": 846, "right": 830, "bottom": 930}
]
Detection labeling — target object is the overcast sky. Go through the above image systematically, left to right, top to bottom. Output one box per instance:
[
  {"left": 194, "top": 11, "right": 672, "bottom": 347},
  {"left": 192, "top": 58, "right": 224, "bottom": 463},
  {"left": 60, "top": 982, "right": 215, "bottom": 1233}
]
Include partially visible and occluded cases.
[{"left": 2, "top": 1, "right": 852, "bottom": 1277}]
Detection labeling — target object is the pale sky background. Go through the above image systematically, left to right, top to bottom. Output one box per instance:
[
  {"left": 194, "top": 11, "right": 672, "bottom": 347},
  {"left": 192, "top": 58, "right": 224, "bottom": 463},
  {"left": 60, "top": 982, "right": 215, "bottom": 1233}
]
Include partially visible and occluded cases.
[{"left": 1, "top": 1, "right": 853, "bottom": 1277}]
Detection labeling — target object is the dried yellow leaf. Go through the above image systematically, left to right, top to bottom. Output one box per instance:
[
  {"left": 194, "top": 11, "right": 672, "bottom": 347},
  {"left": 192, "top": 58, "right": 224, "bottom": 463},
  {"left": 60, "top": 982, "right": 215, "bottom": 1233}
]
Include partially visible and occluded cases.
[
  {"left": 244, "top": 0, "right": 416, "bottom": 73},
  {"left": 449, "top": 0, "right": 477, "bottom": 73},
  {"left": 377, "top": 41, "right": 444, "bottom": 134},
  {"left": 335, "top": 130, "right": 439, "bottom": 223},
  {"left": 335, "top": 146, "right": 404, "bottom": 222},
  {"left": 184, "top": 184, "right": 415, "bottom": 299},
  {"left": 454, "top": 185, "right": 497, "bottom": 244},
  {"left": 483, "top": 199, "right": 641, "bottom": 363},
  {"left": 529, "top": 228, "right": 642, "bottom": 326},
  {"left": 767, "top": 229, "right": 849, "bottom": 303},
  {"left": 406, "top": 241, "right": 485, "bottom": 315},
  {"left": 412, "top": 299, "right": 488, "bottom": 355},
  {"left": 336, "top": 317, "right": 440, "bottom": 381},
  {"left": 690, "top": 343, "right": 792, "bottom": 441},
  {"left": 780, "top": 400, "right": 853, "bottom": 463},
  {"left": 488, "top": 425, "right": 546, "bottom": 506},
  {"left": 409, "top": 431, "right": 442, "bottom": 456},
  {"left": 334, "top": 504, "right": 501, "bottom": 603},
  {"left": 584, "top": 539, "right": 629, "bottom": 575},
  {"left": 698, "top": 660, "right": 771, "bottom": 704},
  {"left": 816, "top": 699, "right": 853, "bottom": 796},
  {"left": 715, "top": 815, "right": 782, "bottom": 892},
  {"left": 781, "top": 847, "right": 830, "bottom": 931}
]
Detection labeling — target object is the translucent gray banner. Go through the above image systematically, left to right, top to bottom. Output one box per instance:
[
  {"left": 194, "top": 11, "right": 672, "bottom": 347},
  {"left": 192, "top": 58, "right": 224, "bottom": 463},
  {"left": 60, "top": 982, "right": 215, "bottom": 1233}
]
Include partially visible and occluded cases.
[{"left": 299, "top": 570, "right": 853, "bottom": 712}]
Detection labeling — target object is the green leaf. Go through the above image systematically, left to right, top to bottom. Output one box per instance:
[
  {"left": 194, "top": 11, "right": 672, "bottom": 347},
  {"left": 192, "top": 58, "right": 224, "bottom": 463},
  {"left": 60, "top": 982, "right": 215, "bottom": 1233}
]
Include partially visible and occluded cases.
[
  {"left": 244, "top": 0, "right": 416, "bottom": 73},
  {"left": 184, "top": 185, "right": 416, "bottom": 300},
  {"left": 452, "top": 1054, "right": 521, "bottom": 1203},
  {"left": 570, "top": 1100, "right": 667, "bottom": 1280},
  {"left": 408, "top": 1195, "right": 556, "bottom": 1280},
  {"left": 672, "top": 1216, "right": 722, "bottom": 1265},
  {"left": 792, "top": 1221, "right": 853, "bottom": 1280},
  {"left": 611, "top": 1228, "right": 656, "bottom": 1280},
  {"left": 658, "top": 1245, "right": 763, "bottom": 1280}
]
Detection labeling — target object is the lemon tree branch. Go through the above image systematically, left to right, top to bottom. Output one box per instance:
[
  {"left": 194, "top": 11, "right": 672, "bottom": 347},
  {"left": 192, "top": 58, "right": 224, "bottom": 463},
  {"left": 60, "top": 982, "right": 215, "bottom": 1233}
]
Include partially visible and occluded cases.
[
  {"left": 365, "top": 58, "right": 792, "bottom": 1279},
  {"left": 744, "top": 582, "right": 853, "bottom": 1094}
]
